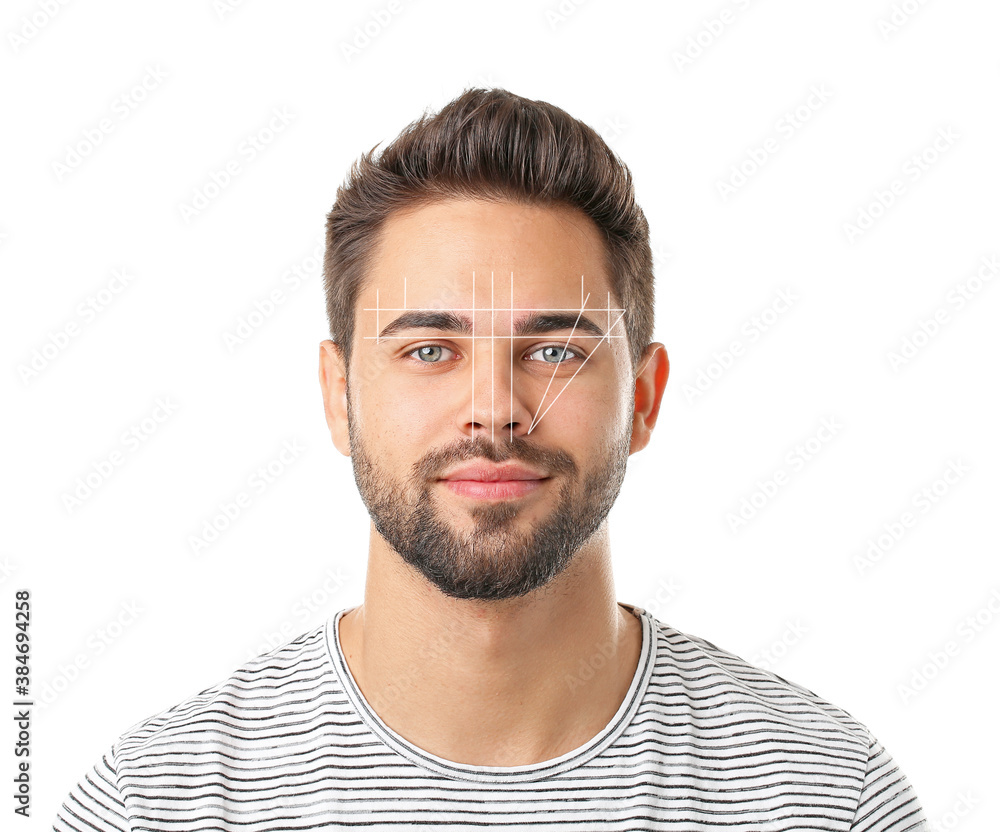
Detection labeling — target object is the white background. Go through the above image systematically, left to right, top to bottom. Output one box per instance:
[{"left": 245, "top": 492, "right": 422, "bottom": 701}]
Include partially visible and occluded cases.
[{"left": 3, "top": 0, "right": 998, "bottom": 828}]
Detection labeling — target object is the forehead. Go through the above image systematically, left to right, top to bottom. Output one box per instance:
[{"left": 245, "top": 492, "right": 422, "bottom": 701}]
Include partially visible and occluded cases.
[{"left": 360, "top": 199, "right": 614, "bottom": 311}]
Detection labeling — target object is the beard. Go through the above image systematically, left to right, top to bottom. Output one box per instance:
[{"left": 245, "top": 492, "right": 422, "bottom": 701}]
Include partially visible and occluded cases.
[{"left": 346, "top": 404, "right": 631, "bottom": 601}]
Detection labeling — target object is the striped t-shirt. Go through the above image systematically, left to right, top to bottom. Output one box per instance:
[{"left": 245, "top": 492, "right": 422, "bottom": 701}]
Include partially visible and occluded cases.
[{"left": 54, "top": 603, "right": 928, "bottom": 831}]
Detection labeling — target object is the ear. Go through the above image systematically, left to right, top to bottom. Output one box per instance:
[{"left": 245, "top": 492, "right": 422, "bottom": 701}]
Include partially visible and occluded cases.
[
  {"left": 319, "top": 340, "right": 352, "bottom": 457},
  {"left": 629, "top": 342, "right": 669, "bottom": 455}
]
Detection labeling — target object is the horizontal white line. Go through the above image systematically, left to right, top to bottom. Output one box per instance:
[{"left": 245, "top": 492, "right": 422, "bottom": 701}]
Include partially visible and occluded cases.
[
  {"left": 362, "top": 307, "right": 625, "bottom": 312},
  {"left": 363, "top": 335, "right": 627, "bottom": 340}
]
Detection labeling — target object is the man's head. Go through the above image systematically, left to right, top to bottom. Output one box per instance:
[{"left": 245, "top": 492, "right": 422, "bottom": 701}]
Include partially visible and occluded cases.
[
  {"left": 324, "top": 88, "right": 655, "bottom": 377},
  {"left": 319, "top": 89, "right": 668, "bottom": 602}
]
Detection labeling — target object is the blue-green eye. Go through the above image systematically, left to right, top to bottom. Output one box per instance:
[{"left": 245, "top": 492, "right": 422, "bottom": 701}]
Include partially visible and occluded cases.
[
  {"left": 411, "top": 345, "right": 449, "bottom": 362},
  {"left": 527, "top": 345, "right": 581, "bottom": 363}
]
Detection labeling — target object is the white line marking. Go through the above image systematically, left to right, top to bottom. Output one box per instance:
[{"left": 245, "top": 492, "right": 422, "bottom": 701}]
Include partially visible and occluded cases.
[
  {"left": 529, "top": 293, "right": 591, "bottom": 433},
  {"left": 529, "top": 308, "right": 627, "bottom": 434}
]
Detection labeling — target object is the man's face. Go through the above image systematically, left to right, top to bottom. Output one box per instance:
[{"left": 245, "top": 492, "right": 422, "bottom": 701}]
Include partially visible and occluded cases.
[{"left": 337, "top": 199, "right": 639, "bottom": 601}]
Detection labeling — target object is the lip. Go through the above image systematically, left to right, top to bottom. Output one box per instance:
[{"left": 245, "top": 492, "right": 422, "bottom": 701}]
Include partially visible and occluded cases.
[
  {"left": 438, "top": 461, "right": 549, "bottom": 500},
  {"left": 439, "top": 461, "right": 548, "bottom": 482}
]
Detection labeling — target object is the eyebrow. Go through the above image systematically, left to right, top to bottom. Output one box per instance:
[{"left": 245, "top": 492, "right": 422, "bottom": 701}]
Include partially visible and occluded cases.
[{"left": 376, "top": 310, "right": 608, "bottom": 340}]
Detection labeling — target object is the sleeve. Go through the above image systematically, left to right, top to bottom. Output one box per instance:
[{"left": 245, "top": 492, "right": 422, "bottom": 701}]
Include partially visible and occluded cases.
[
  {"left": 849, "top": 733, "right": 929, "bottom": 832},
  {"left": 52, "top": 749, "right": 130, "bottom": 832}
]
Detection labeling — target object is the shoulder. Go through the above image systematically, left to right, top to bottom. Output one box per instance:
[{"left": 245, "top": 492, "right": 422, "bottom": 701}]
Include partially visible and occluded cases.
[
  {"left": 629, "top": 611, "right": 929, "bottom": 827},
  {"left": 642, "top": 611, "right": 872, "bottom": 758},
  {"left": 110, "top": 621, "right": 333, "bottom": 761},
  {"left": 53, "top": 622, "right": 337, "bottom": 831}
]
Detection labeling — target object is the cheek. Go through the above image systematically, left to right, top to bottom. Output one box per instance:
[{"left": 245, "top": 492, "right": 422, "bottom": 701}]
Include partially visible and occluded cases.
[
  {"left": 548, "top": 345, "right": 633, "bottom": 424},
  {"left": 561, "top": 351, "right": 630, "bottom": 413},
  {"left": 542, "top": 380, "right": 627, "bottom": 449},
  {"left": 357, "top": 381, "right": 439, "bottom": 454}
]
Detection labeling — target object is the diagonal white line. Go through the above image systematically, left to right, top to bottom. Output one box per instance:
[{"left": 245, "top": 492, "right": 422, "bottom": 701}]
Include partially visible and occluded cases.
[
  {"left": 528, "top": 293, "right": 591, "bottom": 433},
  {"left": 528, "top": 308, "right": 627, "bottom": 434},
  {"left": 634, "top": 348, "right": 657, "bottom": 380}
]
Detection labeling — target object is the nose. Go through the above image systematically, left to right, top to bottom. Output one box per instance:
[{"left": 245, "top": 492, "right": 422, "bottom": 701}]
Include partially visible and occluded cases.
[{"left": 458, "top": 335, "right": 535, "bottom": 441}]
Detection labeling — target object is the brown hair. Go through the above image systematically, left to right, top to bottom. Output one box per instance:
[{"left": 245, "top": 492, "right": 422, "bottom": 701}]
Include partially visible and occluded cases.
[{"left": 324, "top": 87, "right": 654, "bottom": 375}]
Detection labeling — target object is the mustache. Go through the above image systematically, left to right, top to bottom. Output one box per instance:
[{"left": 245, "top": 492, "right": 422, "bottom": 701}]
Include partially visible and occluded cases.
[{"left": 412, "top": 435, "right": 577, "bottom": 482}]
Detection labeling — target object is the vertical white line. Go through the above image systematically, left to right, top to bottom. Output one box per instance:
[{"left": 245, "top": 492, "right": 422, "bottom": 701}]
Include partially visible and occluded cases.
[
  {"left": 491, "top": 270, "right": 494, "bottom": 445},
  {"left": 471, "top": 271, "right": 475, "bottom": 441},
  {"left": 510, "top": 271, "right": 514, "bottom": 443},
  {"left": 403, "top": 276, "right": 406, "bottom": 310}
]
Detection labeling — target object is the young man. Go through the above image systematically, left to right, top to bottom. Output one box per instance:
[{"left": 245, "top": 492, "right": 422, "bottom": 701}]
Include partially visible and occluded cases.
[{"left": 55, "top": 88, "right": 928, "bottom": 831}]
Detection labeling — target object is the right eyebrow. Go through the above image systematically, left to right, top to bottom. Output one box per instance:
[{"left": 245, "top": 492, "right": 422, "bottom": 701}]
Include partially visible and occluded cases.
[{"left": 378, "top": 311, "right": 471, "bottom": 339}]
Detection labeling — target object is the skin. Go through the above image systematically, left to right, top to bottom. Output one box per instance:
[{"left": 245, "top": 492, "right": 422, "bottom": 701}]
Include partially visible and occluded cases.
[{"left": 318, "top": 199, "right": 669, "bottom": 766}]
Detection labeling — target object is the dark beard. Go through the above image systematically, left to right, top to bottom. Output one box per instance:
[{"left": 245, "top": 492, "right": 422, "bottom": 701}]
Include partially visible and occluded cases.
[{"left": 347, "top": 421, "right": 629, "bottom": 601}]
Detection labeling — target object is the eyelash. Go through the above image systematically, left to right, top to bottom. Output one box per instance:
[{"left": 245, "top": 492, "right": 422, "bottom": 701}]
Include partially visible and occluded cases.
[{"left": 403, "top": 343, "right": 586, "bottom": 365}]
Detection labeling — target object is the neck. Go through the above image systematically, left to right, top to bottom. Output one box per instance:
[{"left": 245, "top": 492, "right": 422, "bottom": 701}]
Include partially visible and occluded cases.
[{"left": 337, "top": 522, "right": 643, "bottom": 766}]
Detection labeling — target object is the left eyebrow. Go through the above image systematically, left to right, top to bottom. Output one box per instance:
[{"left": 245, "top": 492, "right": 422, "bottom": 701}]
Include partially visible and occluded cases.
[{"left": 377, "top": 310, "right": 607, "bottom": 340}]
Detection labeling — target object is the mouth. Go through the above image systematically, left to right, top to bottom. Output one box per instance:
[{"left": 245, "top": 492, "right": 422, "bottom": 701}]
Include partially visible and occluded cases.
[
  {"left": 437, "top": 461, "right": 551, "bottom": 500},
  {"left": 439, "top": 477, "right": 550, "bottom": 500}
]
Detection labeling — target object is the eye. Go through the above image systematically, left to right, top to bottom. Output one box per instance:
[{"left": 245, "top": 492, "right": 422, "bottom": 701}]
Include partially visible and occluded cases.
[
  {"left": 405, "top": 344, "right": 457, "bottom": 363},
  {"left": 526, "top": 344, "right": 584, "bottom": 364}
]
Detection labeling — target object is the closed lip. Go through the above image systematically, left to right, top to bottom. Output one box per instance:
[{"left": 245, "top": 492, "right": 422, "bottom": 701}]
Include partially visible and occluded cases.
[{"left": 439, "top": 461, "right": 548, "bottom": 482}]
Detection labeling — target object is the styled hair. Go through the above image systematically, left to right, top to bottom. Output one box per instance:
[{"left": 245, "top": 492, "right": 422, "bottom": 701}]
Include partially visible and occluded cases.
[{"left": 323, "top": 87, "right": 654, "bottom": 375}]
